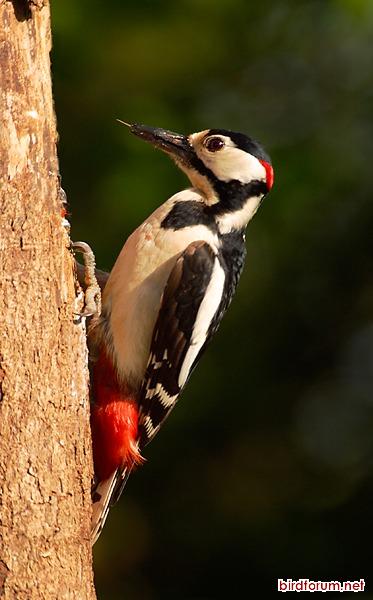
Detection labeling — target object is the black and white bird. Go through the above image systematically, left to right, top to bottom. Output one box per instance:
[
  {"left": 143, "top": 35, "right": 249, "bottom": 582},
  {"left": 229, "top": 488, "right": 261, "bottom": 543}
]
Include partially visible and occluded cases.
[{"left": 88, "top": 123, "right": 274, "bottom": 543}]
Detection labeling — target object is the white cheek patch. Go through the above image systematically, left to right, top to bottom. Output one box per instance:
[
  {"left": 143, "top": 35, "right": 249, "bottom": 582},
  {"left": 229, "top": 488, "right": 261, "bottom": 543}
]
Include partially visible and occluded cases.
[{"left": 201, "top": 146, "right": 266, "bottom": 184}]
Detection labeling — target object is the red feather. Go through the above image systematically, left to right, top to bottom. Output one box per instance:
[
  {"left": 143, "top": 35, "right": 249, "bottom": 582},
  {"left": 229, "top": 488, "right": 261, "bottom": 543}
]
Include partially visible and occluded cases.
[
  {"left": 259, "top": 159, "right": 274, "bottom": 191},
  {"left": 91, "top": 350, "right": 143, "bottom": 480}
]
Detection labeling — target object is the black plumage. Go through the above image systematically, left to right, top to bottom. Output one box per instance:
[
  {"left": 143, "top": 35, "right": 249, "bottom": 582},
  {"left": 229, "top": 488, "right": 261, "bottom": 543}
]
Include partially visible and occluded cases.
[
  {"left": 137, "top": 231, "right": 247, "bottom": 447},
  {"left": 138, "top": 241, "right": 217, "bottom": 446}
]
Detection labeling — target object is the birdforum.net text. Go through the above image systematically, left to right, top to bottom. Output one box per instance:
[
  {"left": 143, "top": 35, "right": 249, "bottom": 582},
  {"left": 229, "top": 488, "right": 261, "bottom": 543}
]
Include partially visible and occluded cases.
[{"left": 278, "top": 579, "right": 365, "bottom": 592}]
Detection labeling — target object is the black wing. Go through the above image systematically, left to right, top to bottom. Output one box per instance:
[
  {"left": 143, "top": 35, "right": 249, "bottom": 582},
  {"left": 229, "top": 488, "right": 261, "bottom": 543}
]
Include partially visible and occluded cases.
[
  {"left": 109, "top": 235, "right": 246, "bottom": 511},
  {"left": 137, "top": 240, "right": 229, "bottom": 447}
]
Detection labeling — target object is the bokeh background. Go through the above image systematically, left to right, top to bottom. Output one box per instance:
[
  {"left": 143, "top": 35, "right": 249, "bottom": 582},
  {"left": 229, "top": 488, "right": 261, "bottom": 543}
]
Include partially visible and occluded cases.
[{"left": 51, "top": 1, "right": 373, "bottom": 597}]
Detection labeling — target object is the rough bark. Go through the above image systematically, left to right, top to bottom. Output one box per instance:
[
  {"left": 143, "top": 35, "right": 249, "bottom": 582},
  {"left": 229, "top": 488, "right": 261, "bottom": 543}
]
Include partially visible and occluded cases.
[{"left": 0, "top": 2, "right": 96, "bottom": 598}]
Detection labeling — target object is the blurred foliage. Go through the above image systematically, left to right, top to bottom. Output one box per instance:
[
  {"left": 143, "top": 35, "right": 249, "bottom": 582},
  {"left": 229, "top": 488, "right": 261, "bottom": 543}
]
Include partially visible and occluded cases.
[{"left": 51, "top": 0, "right": 373, "bottom": 597}]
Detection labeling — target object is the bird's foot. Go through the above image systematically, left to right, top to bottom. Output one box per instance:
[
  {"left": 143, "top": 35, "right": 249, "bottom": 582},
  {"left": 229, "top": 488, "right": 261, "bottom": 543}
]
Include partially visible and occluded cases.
[{"left": 72, "top": 241, "right": 102, "bottom": 322}]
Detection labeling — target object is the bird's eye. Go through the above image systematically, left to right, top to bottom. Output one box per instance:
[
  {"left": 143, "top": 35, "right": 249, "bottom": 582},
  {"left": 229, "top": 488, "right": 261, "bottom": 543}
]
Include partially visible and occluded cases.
[{"left": 204, "top": 137, "right": 225, "bottom": 152}]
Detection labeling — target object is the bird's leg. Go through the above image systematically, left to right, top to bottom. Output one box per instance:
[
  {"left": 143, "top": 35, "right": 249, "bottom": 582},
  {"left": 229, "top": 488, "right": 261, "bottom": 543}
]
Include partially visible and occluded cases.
[
  {"left": 72, "top": 241, "right": 102, "bottom": 322},
  {"left": 75, "top": 260, "right": 110, "bottom": 294}
]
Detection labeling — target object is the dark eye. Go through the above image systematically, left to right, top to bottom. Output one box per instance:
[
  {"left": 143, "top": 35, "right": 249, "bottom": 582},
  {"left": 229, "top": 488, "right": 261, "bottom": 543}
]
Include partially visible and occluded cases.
[{"left": 204, "top": 136, "right": 225, "bottom": 152}]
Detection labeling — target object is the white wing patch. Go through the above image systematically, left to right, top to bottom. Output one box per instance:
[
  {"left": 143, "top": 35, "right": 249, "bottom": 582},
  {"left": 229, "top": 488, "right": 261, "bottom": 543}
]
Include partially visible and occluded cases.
[
  {"left": 178, "top": 257, "right": 226, "bottom": 388},
  {"left": 146, "top": 381, "right": 177, "bottom": 408},
  {"left": 155, "top": 383, "right": 178, "bottom": 408},
  {"left": 142, "top": 415, "right": 157, "bottom": 438}
]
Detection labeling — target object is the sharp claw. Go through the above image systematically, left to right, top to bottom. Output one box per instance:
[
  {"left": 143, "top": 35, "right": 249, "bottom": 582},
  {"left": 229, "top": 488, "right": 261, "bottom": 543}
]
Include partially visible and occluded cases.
[
  {"left": 72, "top": 241, "right": 102, "bottom": 321},
  {"left": 72, "top": 241, "right": 92, "bottom": 254},
  {"left": 73, "top": 308, "right": 96, "bottom": 325}
]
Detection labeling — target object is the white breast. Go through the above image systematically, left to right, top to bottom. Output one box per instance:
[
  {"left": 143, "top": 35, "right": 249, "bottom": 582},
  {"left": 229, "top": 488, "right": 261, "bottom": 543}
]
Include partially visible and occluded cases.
[{"left": 102, "top": 189, "right": 219, "bottom": 389}]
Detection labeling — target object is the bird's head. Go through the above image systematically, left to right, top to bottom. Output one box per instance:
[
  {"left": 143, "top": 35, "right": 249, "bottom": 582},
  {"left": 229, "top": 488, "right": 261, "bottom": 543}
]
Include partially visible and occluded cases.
[{"left": 119, "top": 121, "right": 274, "bottom": 230}]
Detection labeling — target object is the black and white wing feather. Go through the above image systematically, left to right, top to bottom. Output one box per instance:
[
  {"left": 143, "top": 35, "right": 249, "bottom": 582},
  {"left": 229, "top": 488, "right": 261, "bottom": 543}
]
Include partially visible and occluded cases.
[
  {"left": 106, "top": 235, "right": 246, "bottom": 512},
  {"left": 108, "top": 240, "right": 226, "bottom": 509},
  {"left": 137, "top": 240, "right": 228, "bottom": 447}
]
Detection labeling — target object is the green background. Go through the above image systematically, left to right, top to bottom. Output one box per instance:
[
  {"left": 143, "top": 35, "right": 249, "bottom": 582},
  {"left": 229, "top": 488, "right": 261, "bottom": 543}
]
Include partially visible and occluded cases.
[{"left": 52, "top": 1, "right": 373, "bottom": 597}]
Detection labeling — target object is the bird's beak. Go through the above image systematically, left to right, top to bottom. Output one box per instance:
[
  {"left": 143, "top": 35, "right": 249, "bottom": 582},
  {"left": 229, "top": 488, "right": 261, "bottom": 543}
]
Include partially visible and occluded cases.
[{"left": 118, "top": 120, "right": 192, "bottom": 165}]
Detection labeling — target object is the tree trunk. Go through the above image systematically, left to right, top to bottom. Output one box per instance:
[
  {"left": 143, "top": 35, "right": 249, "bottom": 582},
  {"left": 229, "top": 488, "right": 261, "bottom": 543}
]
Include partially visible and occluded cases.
[{"left": 0, "top": 2, "right": 96, "bottom": 598}]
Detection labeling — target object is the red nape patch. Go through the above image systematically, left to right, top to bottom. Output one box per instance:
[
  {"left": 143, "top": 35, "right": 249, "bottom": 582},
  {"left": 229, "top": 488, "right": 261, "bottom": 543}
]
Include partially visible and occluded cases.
[
  {"left": 259, "top": 160, "right": 274, "bottom": 191},
  {"left": 91, "top": 351, "right": 143, "bottom": 480}
]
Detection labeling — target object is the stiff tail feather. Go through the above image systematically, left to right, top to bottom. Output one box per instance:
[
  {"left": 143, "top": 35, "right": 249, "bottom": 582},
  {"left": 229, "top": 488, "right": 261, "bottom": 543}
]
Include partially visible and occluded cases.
[
  {"left": 91, "top": 466, "right": 135, "bottom": 545},
  {"left": 91, "top": 470, "right": 121, "bottom": 545}
]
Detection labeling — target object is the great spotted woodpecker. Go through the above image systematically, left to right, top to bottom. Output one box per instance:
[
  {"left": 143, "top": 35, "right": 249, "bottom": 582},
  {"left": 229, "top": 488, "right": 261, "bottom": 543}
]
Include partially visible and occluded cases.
[{"left": 87, "top": 123, "right": 274, "bottom": 543}]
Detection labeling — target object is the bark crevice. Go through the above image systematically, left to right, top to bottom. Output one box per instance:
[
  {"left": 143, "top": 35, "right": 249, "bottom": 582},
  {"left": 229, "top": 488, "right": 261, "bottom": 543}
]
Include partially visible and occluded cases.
[{"left": 10, "top": 1, "right": 32, "bottom": 22}]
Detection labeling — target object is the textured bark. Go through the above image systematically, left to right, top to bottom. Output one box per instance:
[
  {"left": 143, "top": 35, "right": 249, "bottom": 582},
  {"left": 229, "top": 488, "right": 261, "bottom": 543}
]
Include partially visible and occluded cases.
[{"left": 0, "top": 2, "right": 96, "bottom": 598}]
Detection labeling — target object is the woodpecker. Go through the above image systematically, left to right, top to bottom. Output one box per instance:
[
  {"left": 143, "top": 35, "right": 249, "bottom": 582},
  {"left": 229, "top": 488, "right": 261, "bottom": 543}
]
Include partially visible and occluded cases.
[{"left": 88, "top": 123, "right": 274, "bottom": 543}]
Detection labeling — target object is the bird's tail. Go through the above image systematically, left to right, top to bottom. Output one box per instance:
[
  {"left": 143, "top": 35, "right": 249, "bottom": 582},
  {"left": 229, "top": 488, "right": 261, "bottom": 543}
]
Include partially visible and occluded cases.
[
  {"left": 91, "top": 466, "right": 134, "bottom": 545},
  {"left": 91, "top": 470, "right": 121, "bottom": 545}
]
